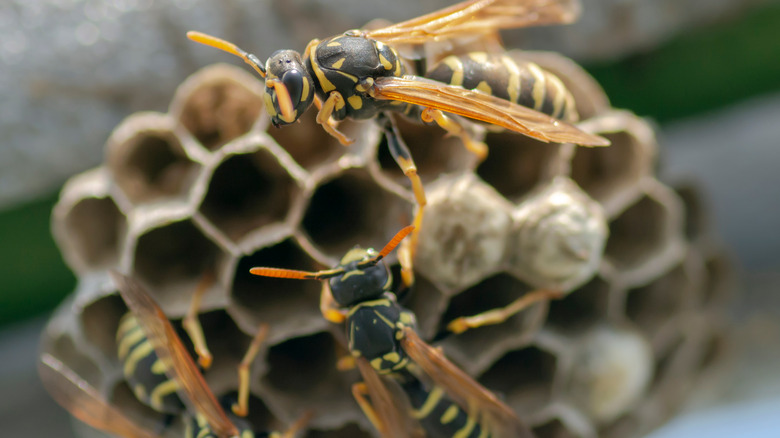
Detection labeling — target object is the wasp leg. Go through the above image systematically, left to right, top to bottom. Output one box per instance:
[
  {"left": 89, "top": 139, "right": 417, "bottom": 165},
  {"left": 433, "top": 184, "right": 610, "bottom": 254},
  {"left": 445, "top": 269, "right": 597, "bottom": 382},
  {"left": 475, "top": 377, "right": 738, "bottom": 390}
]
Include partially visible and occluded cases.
[
  {"left": 316, "top": 91, "right": 353, "bottom": 145},
  {"left": 421, "top": 108, "right": 488, "bottom": 161},
  {"left": 378, "top": 114, "right": 425, "bottom": 288},
  {"left": 181, "top": 272, "right": 215, "bottom": 370},
  {"left": 320, "top": 282, "right": 348, "bottom": 324},
  {"left": 447, "top": 289, "right": 564, "bottom": 334},
  {"left": 232, "top": 323, "right": 269, "bottom": 417},
  {"left": 352, "top": 382, "right": 386, "bottom": 435}
]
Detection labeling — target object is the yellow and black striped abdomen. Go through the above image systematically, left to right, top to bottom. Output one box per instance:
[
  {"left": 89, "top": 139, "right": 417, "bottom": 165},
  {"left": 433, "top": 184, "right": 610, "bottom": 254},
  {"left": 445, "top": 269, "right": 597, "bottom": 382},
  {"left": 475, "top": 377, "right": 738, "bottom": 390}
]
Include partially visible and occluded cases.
[
  {"left": 425, "top": 52, "right": 578, "bottom": 122},
  {"left": 116, "top": 312, "right": 184, "bottom": 415},
  {"left": 401, "top": 378, "right": 489, "bottom": 438}
]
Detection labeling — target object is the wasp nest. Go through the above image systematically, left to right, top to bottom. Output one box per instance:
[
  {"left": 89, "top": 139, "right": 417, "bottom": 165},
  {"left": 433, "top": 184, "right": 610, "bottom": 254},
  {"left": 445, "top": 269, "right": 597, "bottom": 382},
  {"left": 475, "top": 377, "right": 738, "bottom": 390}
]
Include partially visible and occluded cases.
[{"left": 45, "top": 53, "right": 732, "bottom": 438}]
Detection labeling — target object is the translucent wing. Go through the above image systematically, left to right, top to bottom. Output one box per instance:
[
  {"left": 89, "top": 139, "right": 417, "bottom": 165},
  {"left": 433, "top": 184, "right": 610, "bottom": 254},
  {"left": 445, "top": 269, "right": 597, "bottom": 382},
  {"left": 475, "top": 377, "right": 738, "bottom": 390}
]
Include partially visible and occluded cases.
[
  {"left": 364, "top": 0, "right": 580, "bottom": 45},
  {"left": 372, "top": 76, "right": 609, "bottom": 146},
  {"left": 110, "top": 272, "right": 239, "bottom": 438},
  {"left": 400, "top": 327, "right": 535, "bottom": 438},
  {"left": 39, "top": 353, "right": 159, "bottom": 438},
  {"left": 355, "top": 357, "right": 423, "bottom": 438}
]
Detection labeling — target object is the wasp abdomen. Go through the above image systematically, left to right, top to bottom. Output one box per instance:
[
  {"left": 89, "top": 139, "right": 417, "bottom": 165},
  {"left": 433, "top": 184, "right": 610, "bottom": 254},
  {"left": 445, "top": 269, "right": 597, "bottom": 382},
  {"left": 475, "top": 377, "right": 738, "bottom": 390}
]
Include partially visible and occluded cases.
[
  {"left": 426, "top": 53, "right": 578, "bottom": 122},
  {"left": 116, "top": 312, "right": 184, "bottom": 415},
  {"left": 401, "top": 378, "right": 488, "bottom": 438}
]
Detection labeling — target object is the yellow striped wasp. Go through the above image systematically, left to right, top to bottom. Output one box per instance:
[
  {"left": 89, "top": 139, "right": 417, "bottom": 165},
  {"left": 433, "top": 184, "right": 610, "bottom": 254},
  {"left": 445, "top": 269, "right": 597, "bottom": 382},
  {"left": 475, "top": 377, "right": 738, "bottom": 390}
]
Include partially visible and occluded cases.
[
  {"left": 188, "top": 0, "right": 609, "bottom": 288},
  {"left": 250, "top": 226, "right": 534, "bottom": 438},
  {"left": 39, "top": 272, "right": 311, "bottom": 438}
]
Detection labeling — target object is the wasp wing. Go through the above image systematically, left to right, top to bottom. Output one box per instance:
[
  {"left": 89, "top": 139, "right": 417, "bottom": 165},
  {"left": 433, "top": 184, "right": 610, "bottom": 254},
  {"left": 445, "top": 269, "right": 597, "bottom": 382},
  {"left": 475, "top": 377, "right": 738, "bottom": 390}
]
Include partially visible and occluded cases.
[
  {"left": 365, "top": 0, "right": 580, "bottom": 45},
  {"left": 372, "top": 76, "right": 609, "bottom": 146},
  {"left": 110, "top": 272, "right": 238, "bottom": 438},
  {"left": 400, "top": 327, "right": 536, "bottom": 438},
  {"left": 39, "top": 353, "right": 159, "bottom": 438},
  {"left": 355, "top": 357, "right": 423, "bottom": 438}
]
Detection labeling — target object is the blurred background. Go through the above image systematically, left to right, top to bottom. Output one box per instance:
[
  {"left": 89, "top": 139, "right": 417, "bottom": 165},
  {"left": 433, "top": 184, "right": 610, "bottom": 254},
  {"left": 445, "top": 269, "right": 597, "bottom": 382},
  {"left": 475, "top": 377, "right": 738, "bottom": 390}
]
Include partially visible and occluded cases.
[{"left": 1, "top": 0, "right": 778, "bottom": 436}]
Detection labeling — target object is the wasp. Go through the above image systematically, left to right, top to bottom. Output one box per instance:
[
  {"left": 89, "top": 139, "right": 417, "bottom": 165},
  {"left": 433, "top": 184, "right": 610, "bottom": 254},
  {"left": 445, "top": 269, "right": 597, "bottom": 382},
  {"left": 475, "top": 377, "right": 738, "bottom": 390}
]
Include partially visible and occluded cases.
[
  {"left": 188, "top": 0, "right": 609, "bottom": 288},
  {"left": 249, "top": 226, "right": 534, "bottom": 438},
  {"left": 39, "top": 272, "right": 311, "bottom": 438}
]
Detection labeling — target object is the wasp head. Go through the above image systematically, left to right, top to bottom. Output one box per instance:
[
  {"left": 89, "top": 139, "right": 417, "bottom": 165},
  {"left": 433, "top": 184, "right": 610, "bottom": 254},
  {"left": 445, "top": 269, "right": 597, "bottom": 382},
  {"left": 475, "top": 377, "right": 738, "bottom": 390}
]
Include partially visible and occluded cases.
[
  {"left": 264, "top": 50, "right": 314, "bottom": 127},
  {"left": 329, "top": 247, "right": 391, "bottom": 307}
]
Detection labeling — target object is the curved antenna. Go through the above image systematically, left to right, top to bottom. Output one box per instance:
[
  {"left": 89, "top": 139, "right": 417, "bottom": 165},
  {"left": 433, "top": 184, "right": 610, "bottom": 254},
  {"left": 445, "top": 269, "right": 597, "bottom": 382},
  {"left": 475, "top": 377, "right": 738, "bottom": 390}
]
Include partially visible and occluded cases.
[
  {"left": 187, "top": 31, "right": 267, "bottom": 78},
  {"left": 357, "top": 225, "right": 414, "bottom": 269},
  {"left": 249, "top": 266, "right": 345, "bottom": 281}
]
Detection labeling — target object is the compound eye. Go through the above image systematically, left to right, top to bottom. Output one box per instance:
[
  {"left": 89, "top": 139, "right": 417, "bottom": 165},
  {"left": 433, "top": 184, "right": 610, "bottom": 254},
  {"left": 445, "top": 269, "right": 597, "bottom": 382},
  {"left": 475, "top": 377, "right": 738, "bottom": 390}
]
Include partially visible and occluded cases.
[{"left": 282, "top": 70, "right": 304, "bottom": 107}]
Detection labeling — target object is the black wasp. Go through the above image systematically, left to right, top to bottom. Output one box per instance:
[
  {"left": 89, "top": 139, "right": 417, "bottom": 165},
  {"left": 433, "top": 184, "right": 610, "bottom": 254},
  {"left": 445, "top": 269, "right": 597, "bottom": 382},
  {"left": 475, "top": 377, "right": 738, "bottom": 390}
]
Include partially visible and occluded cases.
[
  {"left": 188, "top": 0, "right": 609, "bottom": 288},
  {"left": 250, "top": 226, "right": 535, "bottom": 438},
  {"left": 40, "top": 272, "right": 311, "bottom": 438}
]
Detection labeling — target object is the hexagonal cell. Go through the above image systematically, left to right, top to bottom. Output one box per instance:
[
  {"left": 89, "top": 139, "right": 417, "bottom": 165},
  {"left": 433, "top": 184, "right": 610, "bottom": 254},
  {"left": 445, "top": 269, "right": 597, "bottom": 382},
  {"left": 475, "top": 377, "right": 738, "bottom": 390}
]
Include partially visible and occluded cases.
[
  {"left": 172, "top": 64, "right": 266, "bottom": 151},
  {"left": 268, "top": 110, "right": 356, "bottom": 171},
  {"left": 107, "top": 113, "right": 201, "bottom": 204},
  {"left": 376, "top": 116, "right": 473, "bottom": 183},
  {"left": 570, "top": 123, "right": 653, "bottom": 215},
  {"left": 477, "top": 131, "right": 564, "bottom": 201},
  {"left": 200, "top": 149, "right": 300, "bottom": 242},
  {"left": 302, "top": 168, "right": 409, "bottom": 257},
  {"left": 415, "top": 174, "right": 513, "bottom": 291},
  {"left": 509, "top": 178, "right": 608, "bottom": 291},
  {"left": 674, "top": 184, "right": 709, "bottom": 244},
  {"left": 603, "top": 194, "right": 673, "bottom": 277},
  {"left": 61, "top": 196, "right": 126, "bottom": 271},
  {"left": 132, "top": 219, "right": 225, "bottom": 311},
  {"left": 231, "top": 238, "right": 322, "bottom": 333},
  {"left": 626, "top": 263, "right": 692, "bottom": 336},
  {"left": 399, "top": 271, "right": 449, "bottom": 340},
  {"left": 438, "top": 274, "right": 547, "bottom": 375},
  {"left": 546, "top": 277, "right": 611, "bottom": 330},
  {"left": 80, "top": 294, "right": 126, "bottom": 359},
  {"left": 196, "top": 310, "right": 267, "bottom": 387},
  {"left": 567, "top": 325, "right": 653, "bottom": 424},
  {"left": 262, "top": 332, "right": 357, "bottom": 425},
  {"left": 479, "top": 346, "right": 557, "bottom": 413},
  {"left": 533, "top": 418, "right": 579, "bottom": 438},
  {"left": 304, "top": 423, "right": 370, "bottom": 438}
]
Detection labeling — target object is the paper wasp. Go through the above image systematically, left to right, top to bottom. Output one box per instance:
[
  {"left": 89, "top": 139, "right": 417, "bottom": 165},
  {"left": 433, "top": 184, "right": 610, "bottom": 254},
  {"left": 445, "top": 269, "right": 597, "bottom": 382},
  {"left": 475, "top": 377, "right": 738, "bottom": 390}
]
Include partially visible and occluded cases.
[
  {"left": 188, "top": 0, "right": 610, "bottom": 287},
  {"left": 250, "top": 226, "right": 534, "bottom": 438},
  {"left": 39, "top": 272, "right": 311, "bottom": 438}
]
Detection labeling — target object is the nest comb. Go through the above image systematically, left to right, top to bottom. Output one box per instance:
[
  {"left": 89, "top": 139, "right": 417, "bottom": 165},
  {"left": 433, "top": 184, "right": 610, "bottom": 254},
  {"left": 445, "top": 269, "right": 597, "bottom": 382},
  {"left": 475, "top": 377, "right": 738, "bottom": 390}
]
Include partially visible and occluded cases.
[{"left": 44, "top": 52, "right": 734, "bottom": 438}]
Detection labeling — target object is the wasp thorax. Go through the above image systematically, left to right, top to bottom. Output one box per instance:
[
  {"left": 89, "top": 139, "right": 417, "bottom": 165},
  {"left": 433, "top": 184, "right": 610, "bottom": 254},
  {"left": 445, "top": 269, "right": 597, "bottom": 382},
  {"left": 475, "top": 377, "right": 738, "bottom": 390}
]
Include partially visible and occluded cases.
[
  {"left": 264, "top": 50, "right": 314, "bottom": 126},
  {"left": 329, "top": 248, "right": 390, "bottom": 307}
]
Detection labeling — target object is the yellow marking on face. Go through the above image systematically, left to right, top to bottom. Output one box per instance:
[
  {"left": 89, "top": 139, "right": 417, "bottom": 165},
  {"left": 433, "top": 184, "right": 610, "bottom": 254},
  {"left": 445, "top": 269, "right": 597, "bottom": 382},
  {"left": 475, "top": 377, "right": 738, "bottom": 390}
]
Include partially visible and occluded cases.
[
  {"left": 327, "top": 40, "right": 342, "bottom": 47},
  {"left": 310, "top": 49, "right": 336, "bottom": 92},
  {"left": 469, "top": 52, "right": 488, "bottom": 63},
  {"left": 379, "top": 54, "right": 393, "bottom": 71},
  {"left": 501, "top": 55, "right": 521, "bottom": 103},
  {"left": 443, "top": 56, "right": 464, "bottom": 87},
  {"left": 331, "top": 57, "right": 346, "bottom": 69},
  {"left": 527, "top": 62, "right": 547, "bottom": 111},
  {"left": 335, "top": 70, "right": 359, "bottom": 82},
  {"left": 549, "top": 73, "right": 567, "bottom": 119},
  {"left": 301, "top": 76, "right": 310, "bottom": 101},
  {"left": 475, "top": 80, "right": 492, "bottom": 95},
  {"left": 263, "top": 93, "right": 278, "bottom": 117},
  {"left": 347, "top": 95, "right": 363, "bottom": 110},
  {"left": 341, "top": 247, "right": 371, "bottom": 264},
  {"left": 341, "top": 269, "right": 365, "bottom": 281},
  {"left": 117, "top": 325, "right": 144, "bottom": 360},
  {"left": 124, "top": 340, "right": 154, "bottom": 377},
  {"left": 151, "top": 358, "right": 167, "bottom": 375},
  {"left": 150, "top": 379, "right": 180, "bottom": 411},
  {"left": 411, "top": 386, "right": 444, "bottom": 419},
  {"left": 441, "top": 404, "right": 460, "bottom": 424},
  {"left": 453, "top": 412, "right": 478, "bottom": 438}
]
